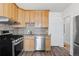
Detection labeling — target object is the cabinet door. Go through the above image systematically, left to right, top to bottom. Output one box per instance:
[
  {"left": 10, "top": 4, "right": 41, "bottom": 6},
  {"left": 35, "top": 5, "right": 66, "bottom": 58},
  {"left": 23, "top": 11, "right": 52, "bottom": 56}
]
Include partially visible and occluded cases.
[
  {"left": 0, "top": 3, "right": 10, "bottom": 17},
  {"left": 3, "top": 3, "right": 11, "bottom": 18},
  {"left": 3, "top": 3, "right": 17, "bottom": 21},
  {"left": 0, "top": 4, "right": 4, "bottom": 16},
  {"left": 3, "top": 4, "right": 8, "bottom": 17},
  {"left": 10, "top": 4, "right": 14, "bottom": 20},
  {"left": 11, "top": 4, "right": 18, "bottom": 21},
  {"left": 17, "top": 8, "right": 25, "bottom": 27},
  {"left": 24, "top": 11, "right": 30, "bottom": 23},
  {"left": 29, "top": 11, "right": 36, "bottom": 23},
  {"left": 29, "top": 11, "right": 42, "bottom": 27},
  {"left": 35, "top": 11, "right": 42, "bottom": 27},
  {"left": 42, "top": 11, "right": 48, "bottom": 27},
  {"left": 24, "top": 36, "right": 34, "bottom": 51},
  {"left": 46, "top": 37, "right": 51, "bottom": 50},
  {"left": 24, "top": 39, "right": 30, "bottom": 51},
  {"left": 30, "top": 39, "right": 34, "bottom": 51}
]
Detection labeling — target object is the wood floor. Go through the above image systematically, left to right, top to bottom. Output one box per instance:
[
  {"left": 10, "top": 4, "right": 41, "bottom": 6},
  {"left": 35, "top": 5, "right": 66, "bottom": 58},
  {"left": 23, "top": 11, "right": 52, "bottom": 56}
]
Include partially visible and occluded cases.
[{"left": 22, "top": 46, "right": 70, "bottom": 56}]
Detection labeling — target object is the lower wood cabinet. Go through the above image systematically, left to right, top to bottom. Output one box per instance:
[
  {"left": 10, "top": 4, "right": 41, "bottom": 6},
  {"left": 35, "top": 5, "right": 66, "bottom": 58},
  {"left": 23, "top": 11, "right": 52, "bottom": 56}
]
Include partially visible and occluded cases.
[
  {"left": 24, "top": 35, "right": 51, "bottom": 51},
  {"left": 24, "top": 36, "right": 34, "bottom": 51},
  {"left": 45, "top": 36, "right": 51, "bottom": 50},
  {"left": 24, "top": 39, "right": 30, "bottom": 51},
  {"left": 30, "top": 39, "right": 34, "bottom": 50}
]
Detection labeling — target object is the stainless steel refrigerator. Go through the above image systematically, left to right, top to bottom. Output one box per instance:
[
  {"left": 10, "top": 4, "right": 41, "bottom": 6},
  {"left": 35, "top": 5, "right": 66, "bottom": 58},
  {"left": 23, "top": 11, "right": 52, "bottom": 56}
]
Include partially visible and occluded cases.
[{"left": 73, "top": 15, "right": 79, "bottom": 56}]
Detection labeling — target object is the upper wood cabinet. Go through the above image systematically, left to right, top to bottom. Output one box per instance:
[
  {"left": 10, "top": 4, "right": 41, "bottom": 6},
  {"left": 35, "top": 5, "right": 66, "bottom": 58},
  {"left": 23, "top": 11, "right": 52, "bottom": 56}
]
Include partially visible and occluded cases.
[
  {"left": 0, "top": 3, "right": 18, "bottom": 21},
  {"left": 0, "top": 3, "right": 49, "bottom": 27},
  {"left": 0, "top": 4, "right": 4, "bottom": 16},
  {"left": 3, "top": 4, "right": 10, "bottom": 18},
  {"left": 10, "top": 4, "right": 18, "bottom": 21},
  {"left": 17, "top": 8, "right": 25, "bottom": 27},
  {"left": 28, "top": 10, "right": 42, "bottom": 27},
  {"left": 29, "top": 10, "right": 48, "bottom": 27},
  {"left": 41, "top": 10, "right": 49, "bottom": 27},
  {"left": 24, "top": 11, "right": 30, "bottom": 23},
  {"left": 29, "top": 11, "right": 36, "bottom": 23},
  {"left": 34, "top": 11, "right": 42, "bottom": 27}
]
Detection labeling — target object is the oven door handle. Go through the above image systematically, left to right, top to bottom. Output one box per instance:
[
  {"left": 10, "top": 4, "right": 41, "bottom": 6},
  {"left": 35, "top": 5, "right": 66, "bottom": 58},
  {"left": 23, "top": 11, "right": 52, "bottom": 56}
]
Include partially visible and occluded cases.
[
  {"left": 13, "top": 40, "right": 23, "bottom": 45},
  {"left": 74, "top": 43, "right": 79, "bottom": 47}
]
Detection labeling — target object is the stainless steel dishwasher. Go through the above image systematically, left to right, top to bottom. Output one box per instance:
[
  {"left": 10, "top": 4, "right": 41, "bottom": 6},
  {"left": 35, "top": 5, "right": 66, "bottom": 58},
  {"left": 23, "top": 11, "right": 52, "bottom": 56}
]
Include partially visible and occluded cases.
[{"left": 34, "top": 35, "right": 45, "bottom": 51}]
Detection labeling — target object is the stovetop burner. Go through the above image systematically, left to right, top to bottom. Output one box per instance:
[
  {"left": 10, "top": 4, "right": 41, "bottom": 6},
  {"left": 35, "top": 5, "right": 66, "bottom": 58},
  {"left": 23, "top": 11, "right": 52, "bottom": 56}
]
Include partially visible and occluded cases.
[{"left": 0, "top": 34, "right": 23, "bottom": 41}]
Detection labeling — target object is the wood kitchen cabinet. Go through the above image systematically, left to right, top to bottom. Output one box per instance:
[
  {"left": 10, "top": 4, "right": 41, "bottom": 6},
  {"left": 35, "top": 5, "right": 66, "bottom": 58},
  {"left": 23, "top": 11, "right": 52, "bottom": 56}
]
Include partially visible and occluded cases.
[
  {"left": 0, "top": 3, "right": 18, "bottom": 21},
  {"left": 0, "top": 3, "right": 10, "bottom": 18},
  {"left": 0, "top": 4, "right": 4, "bottom": 16},
  {"left": 0, "top": 4, "right": 49, "bottom": 27},
  {"left": 3, "top": 4, "right": 11, "bottom": 18},
  {"left": 10, "top": 4, "right": 18, "bottom": 21},
  {"left": 17, "top": 8, "right": 25, "bottom": 27},
  {"left": 24, "top": 10, "right": 48, "bottom": 27},
  {"left": 25, "top": 10, "right": 42, "bottom": 26},
  {"left": 25, "top": 10, "right": 35, "bottom": 24},
  {"left": 29, "top": 10, "right": 48, "bottom": 27},
  {"left": 41, "top": 10, "right": 49, "bottom": 27},
  {"left": 24, "top": 11, "right": 30, "bottom": 23},
  {"left": 29, "top": 11, "right": 36, "bottom": 23},
  {"left": 34, "top": 11, "right": 42, "bottom": 27},
  {"left": 24, "top": 35, "right": 51, "bottom": 51},
  {"left": 24, "top": 36, "right": 34, "bottom": 51},
  {"left": 45, "top": 36, "right": 51, "bottom": 50},
  {"left": 24, "top": 39, "right": 30, "bottom": 51},
  {"left": 30, "top": 39, "right": 34, "bottom": 50}
]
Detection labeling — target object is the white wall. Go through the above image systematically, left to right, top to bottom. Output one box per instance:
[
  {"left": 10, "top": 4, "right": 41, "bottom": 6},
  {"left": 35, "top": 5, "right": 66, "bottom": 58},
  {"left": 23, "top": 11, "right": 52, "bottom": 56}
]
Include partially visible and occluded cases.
[
  {"left": 62, "top": 3, "right": 79, "bottom": 55},
  {"left": 63, "top": 3, "right": 79, "bottom": 17},
  {"left": 49, "top": 12, "right": 64, "bottom": 47}
]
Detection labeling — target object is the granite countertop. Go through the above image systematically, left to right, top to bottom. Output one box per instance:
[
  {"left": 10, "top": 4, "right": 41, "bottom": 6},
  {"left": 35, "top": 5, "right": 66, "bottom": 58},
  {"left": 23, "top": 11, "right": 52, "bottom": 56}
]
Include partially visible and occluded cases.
[
  {"left": 23, "top": 33, "right": 51, "bottom": 40},
  {"left": 24, "top": 34, "right": 51, "bottom": 37},
  {"left": 24, "top": 34, "right": 49, "bottom": 35}
]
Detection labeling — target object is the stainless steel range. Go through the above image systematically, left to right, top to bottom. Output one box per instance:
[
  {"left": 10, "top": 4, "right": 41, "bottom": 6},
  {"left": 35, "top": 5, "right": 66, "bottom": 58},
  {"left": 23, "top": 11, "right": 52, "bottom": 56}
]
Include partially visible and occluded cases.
[
  {"left": 0, "top": 31, "right": 24, "bottom": 56},
  {"left": 12, "top": 35, "right": 24, "bottom": 56}
]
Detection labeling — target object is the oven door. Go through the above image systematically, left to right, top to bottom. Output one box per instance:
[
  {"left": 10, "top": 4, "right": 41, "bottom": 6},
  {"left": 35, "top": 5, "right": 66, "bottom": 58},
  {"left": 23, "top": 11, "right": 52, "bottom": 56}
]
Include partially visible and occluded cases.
[{"left": 13, "top": 40, "right": 23, "bottom": 56}]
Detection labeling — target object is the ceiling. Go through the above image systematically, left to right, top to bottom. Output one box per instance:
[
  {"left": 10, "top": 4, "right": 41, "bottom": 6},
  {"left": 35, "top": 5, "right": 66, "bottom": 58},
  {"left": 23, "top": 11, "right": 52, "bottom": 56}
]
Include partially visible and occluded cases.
[{"left": 16, "top": 3, "right": 71, "bottom": 12}]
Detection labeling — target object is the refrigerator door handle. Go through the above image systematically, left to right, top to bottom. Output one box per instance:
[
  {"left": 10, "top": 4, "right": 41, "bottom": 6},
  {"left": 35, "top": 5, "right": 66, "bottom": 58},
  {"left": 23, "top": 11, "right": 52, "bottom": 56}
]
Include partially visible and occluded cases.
[{"left": 74, "top": 43, "right": 79, "bottom": 47}]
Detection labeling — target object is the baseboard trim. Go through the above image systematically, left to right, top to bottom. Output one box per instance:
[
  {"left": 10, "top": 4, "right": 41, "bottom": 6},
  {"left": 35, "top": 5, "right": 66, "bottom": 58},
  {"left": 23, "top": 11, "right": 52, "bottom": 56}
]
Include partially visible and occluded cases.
[{"left": 34, "top": 50, "right": 45, "bottom": 52}]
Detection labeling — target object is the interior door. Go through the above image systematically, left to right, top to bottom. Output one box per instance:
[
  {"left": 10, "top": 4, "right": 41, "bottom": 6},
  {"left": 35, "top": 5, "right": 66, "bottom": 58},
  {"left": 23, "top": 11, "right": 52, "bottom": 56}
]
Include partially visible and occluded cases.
[{"left": 64, "top": 16, "right": 71, "bottom": 52}]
